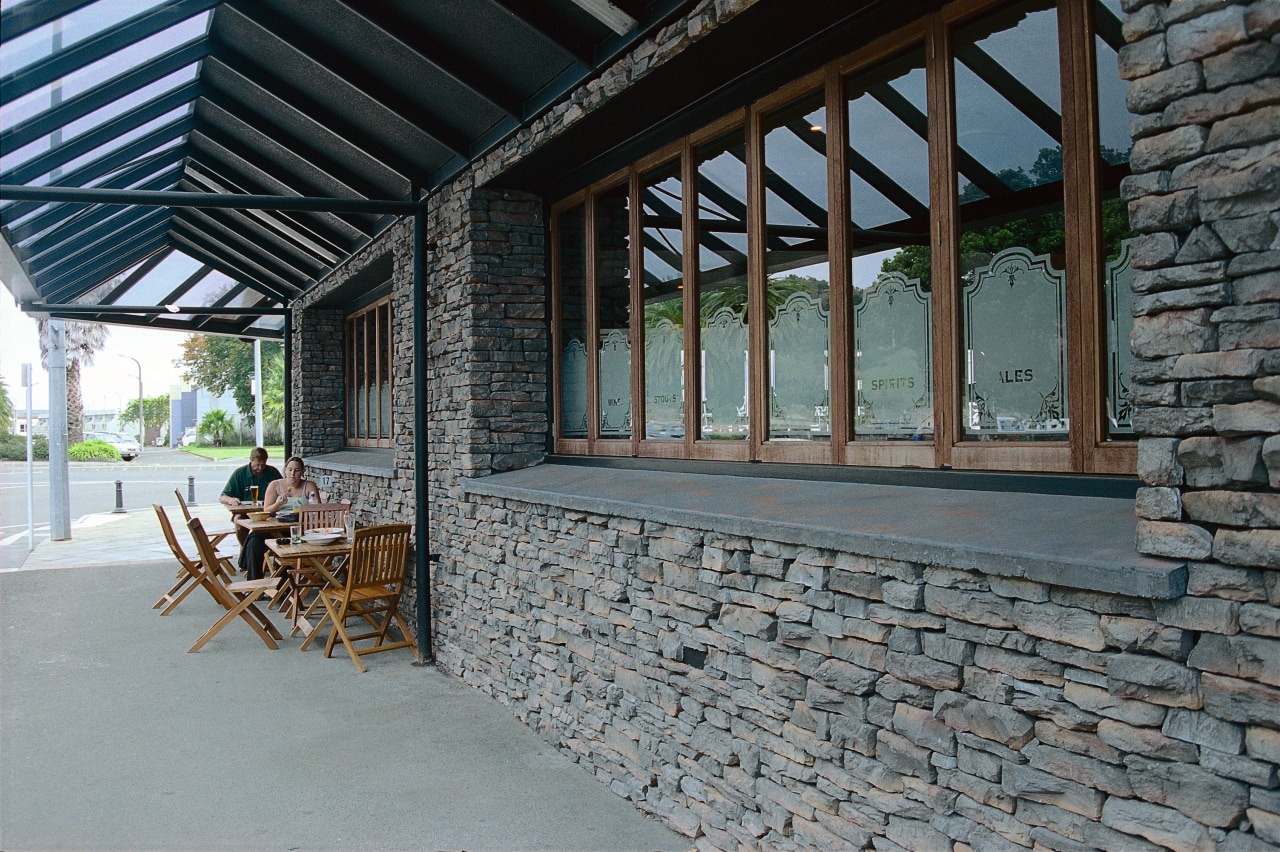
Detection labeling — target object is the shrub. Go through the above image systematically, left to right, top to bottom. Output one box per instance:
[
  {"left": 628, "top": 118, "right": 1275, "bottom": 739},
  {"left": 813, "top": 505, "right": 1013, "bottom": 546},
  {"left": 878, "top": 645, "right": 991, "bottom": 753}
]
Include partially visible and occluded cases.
[
  {"left": 0, "top": 433, "right": 48, "bottom": 460},
  {"left": 68, "top": 438, "right": 121, "bottom": 461}
]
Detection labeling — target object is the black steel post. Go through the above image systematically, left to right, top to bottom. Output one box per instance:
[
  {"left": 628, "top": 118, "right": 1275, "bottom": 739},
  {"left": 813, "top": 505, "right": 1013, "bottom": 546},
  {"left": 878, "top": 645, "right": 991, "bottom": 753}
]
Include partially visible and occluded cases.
[
  {"left": 413, "top": 204, "right": 434, "bottom": 665},
  {"left": 187, "top": 475, "right": 197, "bottom": 506},
  {"left": 112, "top": 480, "right": 125, "bottom": 513}
]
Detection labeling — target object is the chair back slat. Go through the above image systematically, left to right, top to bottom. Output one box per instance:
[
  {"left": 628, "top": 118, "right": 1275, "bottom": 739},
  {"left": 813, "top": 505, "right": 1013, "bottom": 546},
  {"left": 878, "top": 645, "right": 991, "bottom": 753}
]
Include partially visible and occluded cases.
[
  {"left": 173, "top": 489, "right": 194, "bottom": 522},
  {"left": 299, "top": 502, "right": 351, "bottom": 533},
  {"left": 154, "top": 504, "right": 195, "bottom": 570},
  {"left": 187, "top": 517, "right": 240, "bottom": 610},
  {"left": 347, "top": 524, "right": 411, "bottom": 588}
]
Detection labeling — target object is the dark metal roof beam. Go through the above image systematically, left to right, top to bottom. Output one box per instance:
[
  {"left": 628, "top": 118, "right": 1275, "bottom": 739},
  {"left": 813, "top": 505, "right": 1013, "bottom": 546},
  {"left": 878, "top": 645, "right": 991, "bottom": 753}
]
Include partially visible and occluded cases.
[
  {"left": 0, "top": 0, "right": 218, "bottom": 103},
  {"left": 0, "top": 0, "right": 98, "bottom": 41},
  {"left": 332, "top": 0, "right": 523, "bottom": 118},
  {"left": 484, "top": 0, "right": 594, "bottom": 66},
  {"left": 1093, "top": 0, "right": 1125, "bottom": 52},
  {"left": 221, "top": 1, "right": 472, "bottom": 158},
  {"left": 0, "top": 37, "right": 209, "bottom": 155},
  {"left": 201, "top": 50, "right": 428, "bottom": 188},
  {"left": 1, "top": 79, "right": 200, "bottom": 187},
  {"left": 195, "top": 92, "right": 393, "bottom": 207},
  {"left": 0, "top": 114, "right": 193, "bottom": 222},
  {"left": 784, "top": 119, "right": 930, "bottom": 222},
  {"left": 187, "top": 130, "right": 373, "bottom": 239},
  {"left": 4, "top": 158, "right": 185, "bottom": 245},
  {"left": 180, "top": 166, "right": 343, "bottom": 263},
  {"left": 0, "top": 183, "right": 420, "bottom": 215},
  {"left": 172, "top": 187, "right": 329, "bottom": 276},
  {"left": 26, "top": 203, "right": 162, "bottom": 274},
  {"left": 37, "top": 207, "right": 171, "bottom": 287},
  {"left": 173, "top": 207, "right": 312, "bottom": 287},
  {"left": 170, "top": 219, "right": 299, "bottom": 300},
  {"left": 42, "top": 226, "right": 171, "bottom": 302},
  {"left": 100, "top": 247, "right": 175, "bottom": 305},
  {"left": 159, "top": 265, "right": 216, "bottom": 307},
  {"left": 26, "top": 302, "right": 284, "bottom": 316},
  {"left": 31, "top": 309, "right": 283, "bottom": 339}
]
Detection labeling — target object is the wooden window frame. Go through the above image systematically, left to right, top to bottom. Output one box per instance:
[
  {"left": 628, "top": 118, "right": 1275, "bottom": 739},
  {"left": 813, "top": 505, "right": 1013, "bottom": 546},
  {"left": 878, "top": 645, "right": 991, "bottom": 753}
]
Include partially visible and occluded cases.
[
  {"left": 549, "top": 0, "right": 1136, "bottom": 476},
  {"left": 345, "top": 294, "right": 394, "bottom": 449}
]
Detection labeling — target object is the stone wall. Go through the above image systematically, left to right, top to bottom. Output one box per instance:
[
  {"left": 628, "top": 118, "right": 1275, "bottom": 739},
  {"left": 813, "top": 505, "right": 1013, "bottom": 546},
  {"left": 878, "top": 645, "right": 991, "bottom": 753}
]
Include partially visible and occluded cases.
[
  {"left": 1124, "top": 0, "right": 1280, "bottom": 577},
  {"left": 435, "top": 493, "right": 1280, "bottom": 851}
]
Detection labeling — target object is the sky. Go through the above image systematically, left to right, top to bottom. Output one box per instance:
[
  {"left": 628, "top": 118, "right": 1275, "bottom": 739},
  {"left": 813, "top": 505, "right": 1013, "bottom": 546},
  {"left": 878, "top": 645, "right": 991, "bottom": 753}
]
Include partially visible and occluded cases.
[{"left": 1, "top": 288, "right": 190, "bottom": 413}]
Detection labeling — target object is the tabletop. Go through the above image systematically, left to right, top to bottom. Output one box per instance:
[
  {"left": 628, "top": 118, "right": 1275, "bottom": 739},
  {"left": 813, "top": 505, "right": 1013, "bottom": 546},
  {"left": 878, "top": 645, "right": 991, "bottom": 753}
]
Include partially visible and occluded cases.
[{"left": 236, "top": 516, "right": 292, "bottom": 535}]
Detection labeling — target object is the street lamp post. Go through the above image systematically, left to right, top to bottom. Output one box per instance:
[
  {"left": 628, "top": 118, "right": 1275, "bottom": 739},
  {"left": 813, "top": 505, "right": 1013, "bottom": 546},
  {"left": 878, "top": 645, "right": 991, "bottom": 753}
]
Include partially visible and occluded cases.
[{"left": 120, "top": 355, "right": 143, "bottom": 450}]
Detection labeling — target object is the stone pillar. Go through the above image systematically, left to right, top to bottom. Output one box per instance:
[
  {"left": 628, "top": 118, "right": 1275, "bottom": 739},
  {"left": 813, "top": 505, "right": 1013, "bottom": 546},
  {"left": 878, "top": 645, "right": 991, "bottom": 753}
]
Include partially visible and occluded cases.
[
  {"left": 1123, "top": 0, "right": 1280, "bottom": 577},
  {"left": 291, "top": 306, "right": 345, "bottom": 457}
]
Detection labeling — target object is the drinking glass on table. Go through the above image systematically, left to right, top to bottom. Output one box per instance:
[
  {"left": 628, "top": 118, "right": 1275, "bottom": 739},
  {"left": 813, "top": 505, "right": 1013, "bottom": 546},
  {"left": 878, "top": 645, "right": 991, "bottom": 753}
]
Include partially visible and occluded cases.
[
  {"left": 250, "top": 485, "right": 259, "bottom": 504},
  {"left": 344, "top": 515, "right": 355, "bottom": 542},
  {"left": 290, "top": 524, "right": 301, "bottom": 544}
]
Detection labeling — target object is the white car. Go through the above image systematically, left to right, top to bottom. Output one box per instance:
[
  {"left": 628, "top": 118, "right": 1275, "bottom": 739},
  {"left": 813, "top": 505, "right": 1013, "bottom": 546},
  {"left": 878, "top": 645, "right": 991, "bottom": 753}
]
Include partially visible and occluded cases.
[
  {"left": 180, "top": 426, "right": 198, "bottom": 447},
  {"left": 86, "top": 431, "right": 141, "bottom": 461}
]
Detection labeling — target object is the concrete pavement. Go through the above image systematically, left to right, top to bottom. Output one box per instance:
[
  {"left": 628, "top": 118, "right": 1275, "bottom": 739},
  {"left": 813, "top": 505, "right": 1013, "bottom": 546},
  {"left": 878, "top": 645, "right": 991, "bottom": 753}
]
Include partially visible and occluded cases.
[{"left": 0, "top": 501, "right": 690, "bottom": 852}]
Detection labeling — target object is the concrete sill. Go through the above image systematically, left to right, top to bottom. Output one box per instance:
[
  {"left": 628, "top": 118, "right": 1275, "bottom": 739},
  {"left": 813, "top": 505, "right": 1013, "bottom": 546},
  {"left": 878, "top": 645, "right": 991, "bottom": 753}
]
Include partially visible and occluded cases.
[
  {"left": 305, "top": 448, "right": 395, "bottom": 478},
  {"left": 461, "top": 463, "right": 1187, "bottom": 599}
]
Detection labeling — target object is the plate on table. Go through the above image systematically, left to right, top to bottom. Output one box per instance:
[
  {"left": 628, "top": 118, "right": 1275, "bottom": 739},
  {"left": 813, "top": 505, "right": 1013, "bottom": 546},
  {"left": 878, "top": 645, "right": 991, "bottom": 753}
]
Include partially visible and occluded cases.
[{"left": 302, "top": 527, "right": 344, "bottom": 545}]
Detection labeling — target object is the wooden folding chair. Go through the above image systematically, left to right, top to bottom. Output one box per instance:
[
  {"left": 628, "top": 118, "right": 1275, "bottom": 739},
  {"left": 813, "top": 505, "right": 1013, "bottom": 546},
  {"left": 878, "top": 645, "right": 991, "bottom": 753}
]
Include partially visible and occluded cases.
[
  {"left": 174, "top": 488, "right": 236, "bottom": 552},
  {"left": 269, "top": 502, "right": 352, "bottom": 613},
  {"left": 152, "top": 504, "right": 237, "bottom": 615},
  {"left": 186, "top": 517, "right": 283, "bottom": 653},
  {"left": 300, "top": 523, "right": 417, "bottom": 672}
]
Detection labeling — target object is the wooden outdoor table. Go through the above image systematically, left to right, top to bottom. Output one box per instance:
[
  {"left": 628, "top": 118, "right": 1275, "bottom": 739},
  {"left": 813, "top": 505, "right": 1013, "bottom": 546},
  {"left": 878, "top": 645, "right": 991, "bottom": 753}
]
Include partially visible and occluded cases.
[
  {"left": 234, "top": 515, "right": 291, "bottom": 536},
  {"left": 264, "top": 536, "right": 352, "bottom": 638}
]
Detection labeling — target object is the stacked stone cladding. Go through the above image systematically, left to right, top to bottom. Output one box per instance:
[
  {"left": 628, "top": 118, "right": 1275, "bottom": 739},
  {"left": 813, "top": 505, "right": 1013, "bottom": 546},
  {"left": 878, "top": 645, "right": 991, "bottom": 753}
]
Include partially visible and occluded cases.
[
  {"left": 1123, "top": 0, "right": 1280, "bottom": 578},
  {"left": 434, "top": 493, "right": 1280, "bottom": 851}
]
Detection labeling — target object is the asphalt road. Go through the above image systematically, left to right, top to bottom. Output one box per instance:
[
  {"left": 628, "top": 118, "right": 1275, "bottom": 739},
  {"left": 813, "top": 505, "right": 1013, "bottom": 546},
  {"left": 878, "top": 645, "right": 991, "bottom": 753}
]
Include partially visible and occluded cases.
[{"left": 0, "top": 447, "right": 241, "bottom": 571}]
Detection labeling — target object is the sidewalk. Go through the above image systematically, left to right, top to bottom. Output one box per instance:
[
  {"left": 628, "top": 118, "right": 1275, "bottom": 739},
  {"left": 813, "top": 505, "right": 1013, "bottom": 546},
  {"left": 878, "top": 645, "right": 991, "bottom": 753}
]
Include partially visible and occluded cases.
[
  {"left": 15, "top": 500, "right": 232, "bottom": 570},
  {"left": 1, "top": 501, "right": 690, "bottom": 852}
]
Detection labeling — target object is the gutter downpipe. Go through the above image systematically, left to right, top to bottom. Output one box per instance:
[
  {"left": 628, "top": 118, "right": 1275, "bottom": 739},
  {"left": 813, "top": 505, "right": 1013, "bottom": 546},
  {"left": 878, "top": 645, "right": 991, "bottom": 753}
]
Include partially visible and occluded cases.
[
  {"left": 413, "top": 204, "right": 435, "bottom": 665},
  {"left": 283, "top": 309, "right": 292, "bottom": 459}
]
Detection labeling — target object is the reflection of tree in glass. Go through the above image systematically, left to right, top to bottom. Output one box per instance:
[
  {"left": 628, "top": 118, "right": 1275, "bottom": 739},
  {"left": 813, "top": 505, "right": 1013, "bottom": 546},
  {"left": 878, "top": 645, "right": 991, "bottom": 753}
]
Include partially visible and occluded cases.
[
  {"left": 878, "top": 145, "right": 1134, "bottom": 288},
  {"left": 697, "top": 274, "right": 829, "bottom": 324}
]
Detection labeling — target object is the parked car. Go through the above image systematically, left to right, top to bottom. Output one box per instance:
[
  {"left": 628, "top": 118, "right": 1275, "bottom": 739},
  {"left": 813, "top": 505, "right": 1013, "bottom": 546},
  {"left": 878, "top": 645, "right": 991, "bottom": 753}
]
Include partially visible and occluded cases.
[
  {"left": 180, "top": 426, "right": 198, "bottom": 447},
  {"left": 85, "top": 431, "right": 141, "bottom": 461}
]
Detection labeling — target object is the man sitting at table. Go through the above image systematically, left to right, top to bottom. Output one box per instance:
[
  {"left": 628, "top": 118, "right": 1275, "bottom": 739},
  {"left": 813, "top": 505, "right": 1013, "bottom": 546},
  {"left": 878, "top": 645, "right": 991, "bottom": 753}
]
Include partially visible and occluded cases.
[{"left": 219, "top": 447, "right": 282, "bottom": 576}]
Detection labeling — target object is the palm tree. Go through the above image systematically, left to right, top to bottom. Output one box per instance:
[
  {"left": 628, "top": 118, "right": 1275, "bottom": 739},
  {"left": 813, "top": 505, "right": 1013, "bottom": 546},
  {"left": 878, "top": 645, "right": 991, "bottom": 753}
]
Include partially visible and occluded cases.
[
  {"left": 37, "top": 319, "right": 109, "bottom": 444},
  {"left": 261, "top": 347, "right": 285, "bottom": 436},
  {"left": 0, "top": 376, "right": 13, "bottom": 434},
  {"left": 198, "top": 409, "right": 236, "bottom": 447}
]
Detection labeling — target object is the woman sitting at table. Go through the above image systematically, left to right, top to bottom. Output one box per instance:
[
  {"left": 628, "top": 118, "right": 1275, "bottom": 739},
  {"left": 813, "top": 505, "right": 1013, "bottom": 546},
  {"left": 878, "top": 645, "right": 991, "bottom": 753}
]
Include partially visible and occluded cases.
[
  {"left": 240, "top": 456, "right": 320, "bottom": 580},
  {"left": 263, "top": 456, "right": 321, "bottom": 515}
]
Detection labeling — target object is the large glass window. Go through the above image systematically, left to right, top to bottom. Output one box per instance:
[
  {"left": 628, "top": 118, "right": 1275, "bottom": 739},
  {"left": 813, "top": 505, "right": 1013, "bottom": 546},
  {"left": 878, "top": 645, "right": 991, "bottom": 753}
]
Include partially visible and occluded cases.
[
  {"left": 551, "top": 0, "right": 1135, "bottom": 475},
  {"left": 848, "top": 49, "right": 934, "bottom": 442},
  {"left": 763, "top": 92, "right": 831, "bottom": 442},
  {"left": 697, "top": 130, "right": 750, "bottom": 442},
  {"left": 642, "top": 160, "right": 686, "bottom": 441},
  {"left": 346, "top": 295, "right": 393, "bottom": 447}
]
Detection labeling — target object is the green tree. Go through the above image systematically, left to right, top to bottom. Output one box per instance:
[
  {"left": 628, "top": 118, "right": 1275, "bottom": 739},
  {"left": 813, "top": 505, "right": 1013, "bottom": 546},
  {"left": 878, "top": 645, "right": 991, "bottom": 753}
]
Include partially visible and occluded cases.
[
  {"left": 37, "top": 319, "right": 109, "bottom": 444},
  {"left": 178, "top": 335, "right": 283, "bottom": 419},
  {"left": 261, "top": 346, "right": 285, "bottom": 435},
  {"left": 0, "top": 376, "right": 12, "bottom": 435},
  {"left": 120, "top": 394, "right": 172, "bottom": 440},
  {"left": 198, "top": 409, "right": 236, "bottom": 447}
]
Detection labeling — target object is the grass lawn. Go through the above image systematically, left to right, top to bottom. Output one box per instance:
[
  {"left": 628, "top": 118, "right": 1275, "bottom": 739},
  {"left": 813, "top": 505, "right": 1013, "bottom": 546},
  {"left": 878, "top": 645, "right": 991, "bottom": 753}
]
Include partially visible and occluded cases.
[{"left": 181, "top": 446, "right": 285, "bottom": 462}]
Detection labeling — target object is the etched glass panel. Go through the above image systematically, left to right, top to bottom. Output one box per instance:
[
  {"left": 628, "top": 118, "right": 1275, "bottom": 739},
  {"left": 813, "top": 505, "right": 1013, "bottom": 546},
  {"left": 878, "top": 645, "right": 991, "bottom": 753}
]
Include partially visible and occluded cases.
[
  {"left": 955, "top": 0, "right": 1068, "bottom": 442},
  {"left": 847, "top": 47, "right": 933, "bottom": 441},
  {"left": 763, "top": 91, "right": 830, "bottom": 442},
  {"left": 698, "top": 130, "right": 748, "bottom": 442},
  {"left": 642, "top": 160, "right": 685, "bottom": 440},
  {"left": 597, "top": 183, "right": 632, "bottom": 438},
  {"left": 558, "top": 204, "right": 589, "bottom": 438},
  {"left": 1106, "top": 239, "right": 1136, "bottom": 435},
  {"left": 963, "top": 248, "right": 1068, "bottom": 435},
  {"left": 854, "top": 272, "right": 932, "bottom": 437},
  {"left": 768, "top": 292, "right": 831, "bottom": 439},
  {"left": 700, "top": 307, "right": 748, "bottom": 440}
]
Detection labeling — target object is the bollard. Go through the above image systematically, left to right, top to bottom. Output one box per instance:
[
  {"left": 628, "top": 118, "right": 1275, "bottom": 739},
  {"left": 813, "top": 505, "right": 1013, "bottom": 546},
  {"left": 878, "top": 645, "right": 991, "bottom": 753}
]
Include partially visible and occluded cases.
[
  {"left": 187, "top": 475, "right": 198, "bottom": 507},
  {"left": 112, "top": 479, "right": 126, "bottom": 513}
]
